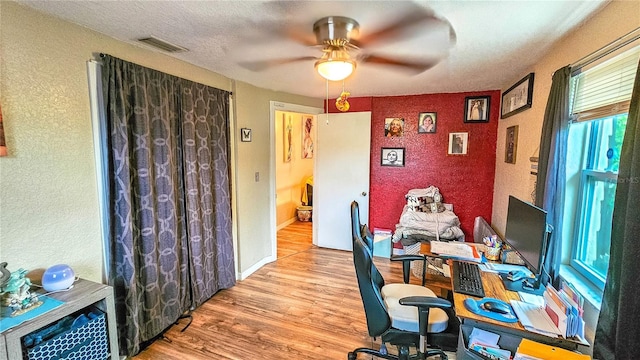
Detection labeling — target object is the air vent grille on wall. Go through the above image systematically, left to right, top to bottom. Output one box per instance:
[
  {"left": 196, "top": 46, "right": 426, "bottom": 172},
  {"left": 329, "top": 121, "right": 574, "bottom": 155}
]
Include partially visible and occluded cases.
[{"left": 137, "top": 37, "right": 188, "bottom": 53}]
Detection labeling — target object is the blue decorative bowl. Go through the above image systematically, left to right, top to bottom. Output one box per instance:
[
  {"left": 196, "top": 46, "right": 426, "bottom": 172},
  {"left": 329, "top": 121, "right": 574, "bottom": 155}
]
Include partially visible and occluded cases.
[{"left": 42, "top": 264, "right": 75, "bottom": 292}]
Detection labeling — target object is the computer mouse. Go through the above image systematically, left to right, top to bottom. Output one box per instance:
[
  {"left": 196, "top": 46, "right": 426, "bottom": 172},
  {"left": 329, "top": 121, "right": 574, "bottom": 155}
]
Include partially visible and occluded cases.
[
  {"left": 507, "top": 270, "right": 527, "bottom": 282},
  {"left": 483, "top": 300, "right": 511, "bottom": 314}
]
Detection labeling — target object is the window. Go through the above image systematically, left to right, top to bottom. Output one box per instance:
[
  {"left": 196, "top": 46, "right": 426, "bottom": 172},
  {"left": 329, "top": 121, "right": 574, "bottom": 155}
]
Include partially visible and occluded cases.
[
  {"left": 567, "top": 45, "right": 638, "bottom": 290},
  {"left": 569, "top": 114, "right": 627, "bottom": 289}
]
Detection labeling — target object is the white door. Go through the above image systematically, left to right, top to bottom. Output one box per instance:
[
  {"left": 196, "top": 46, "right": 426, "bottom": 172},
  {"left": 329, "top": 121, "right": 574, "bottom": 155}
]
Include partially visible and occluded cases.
[{"left": 315, "top": 112, "right": 371, "bottom": 251}]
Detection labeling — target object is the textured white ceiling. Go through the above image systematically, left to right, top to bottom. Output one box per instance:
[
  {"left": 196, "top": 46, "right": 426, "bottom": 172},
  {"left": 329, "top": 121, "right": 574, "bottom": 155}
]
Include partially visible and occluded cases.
[{"left": 17, "top": 0, "right": 609, "bottom": 99}]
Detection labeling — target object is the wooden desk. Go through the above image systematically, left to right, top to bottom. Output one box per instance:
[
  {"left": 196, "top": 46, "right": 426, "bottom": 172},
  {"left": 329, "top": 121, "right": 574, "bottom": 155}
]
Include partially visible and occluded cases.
[
  {"left": 417, "top": 242, "right": 452, "bottom": 297},
  {"left": 451, "top": 263, "right": 587, "bottom": 351}
]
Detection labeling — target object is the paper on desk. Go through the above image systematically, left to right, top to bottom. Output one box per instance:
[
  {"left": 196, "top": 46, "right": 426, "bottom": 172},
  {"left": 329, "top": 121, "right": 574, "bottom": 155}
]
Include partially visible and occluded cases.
[
  {"left": 430, "top": 241, "right": 481, "bottom": 261},
  {"left": 483, "top": 263, "right": 533, "bottom": 276},
  {"left": 518, "top": 292, "right": 545, "bottom": 307},
  {"left": 510, "top": 300, "right": 563, "bottom": 338}
]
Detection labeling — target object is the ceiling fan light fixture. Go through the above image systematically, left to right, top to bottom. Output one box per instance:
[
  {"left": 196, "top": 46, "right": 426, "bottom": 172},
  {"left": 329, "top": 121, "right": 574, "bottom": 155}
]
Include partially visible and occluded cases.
[
  {"left": 315, "top": 49, "right": 356, "bottom": 81},
  {"left": 316, "top": 60, "right": 355, "bottom": 81}
]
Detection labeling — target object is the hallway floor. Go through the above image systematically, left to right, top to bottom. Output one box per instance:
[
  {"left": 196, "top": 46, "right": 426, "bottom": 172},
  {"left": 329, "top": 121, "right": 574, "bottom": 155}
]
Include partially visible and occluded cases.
[{"left": 277, "top": 220, "right": 313, "bottom": 259}]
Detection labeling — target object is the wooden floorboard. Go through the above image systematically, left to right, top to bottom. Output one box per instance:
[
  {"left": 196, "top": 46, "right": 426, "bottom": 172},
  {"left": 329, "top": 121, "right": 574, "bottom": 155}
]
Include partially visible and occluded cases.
[{"left": 132, "top": 221, "right": 454, "bottom": 359}]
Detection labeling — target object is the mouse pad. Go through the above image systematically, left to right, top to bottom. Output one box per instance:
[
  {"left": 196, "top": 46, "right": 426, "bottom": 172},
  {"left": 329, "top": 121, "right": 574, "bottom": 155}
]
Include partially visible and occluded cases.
[{"left": 463, "top": 297, "right": 519, "bottom": 323}]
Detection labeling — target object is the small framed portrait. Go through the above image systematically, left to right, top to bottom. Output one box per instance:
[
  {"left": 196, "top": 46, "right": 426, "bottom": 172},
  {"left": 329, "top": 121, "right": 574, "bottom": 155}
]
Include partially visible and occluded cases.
[
  {"left": 464, "top": 96, "right": 490, "bottom": 123},
  {"left": 418, "top": 112, "right": 437, "bottom": 133},
  {"left": 384, "top": 117, "right": 404, "bottom": 137},
  {"left": 505, "top": 125, "right": 519, "bottom": 164},
  {"left": 240, "top": 128, "right": 252, "bottom": 142},
  {"left": 448, "top": 132, "right": 468, "bottom": 155},
  {"left": 381, "top": 147, "right": 405, "bottom": 167}
]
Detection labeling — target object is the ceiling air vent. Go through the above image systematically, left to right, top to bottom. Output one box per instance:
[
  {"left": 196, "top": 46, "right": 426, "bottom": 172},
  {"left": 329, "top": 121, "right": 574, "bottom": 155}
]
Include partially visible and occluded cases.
[{"left": 137, "top": 37, "right": 188, "bottom": 53}]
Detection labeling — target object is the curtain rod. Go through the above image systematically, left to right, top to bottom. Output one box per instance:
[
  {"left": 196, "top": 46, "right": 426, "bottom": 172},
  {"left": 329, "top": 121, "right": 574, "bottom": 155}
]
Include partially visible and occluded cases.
[
  {"left": 571, "top": 27, "right": 640, "bottom": 71},
  {"left": 98, "top": 53, "right": 233, "bottom": 96}
]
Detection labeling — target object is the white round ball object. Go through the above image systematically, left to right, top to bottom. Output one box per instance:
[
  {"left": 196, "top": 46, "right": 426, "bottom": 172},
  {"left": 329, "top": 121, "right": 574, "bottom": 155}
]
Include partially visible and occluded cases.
[{"left": 42, "top": 264, "right": 75, "bottom": 292}]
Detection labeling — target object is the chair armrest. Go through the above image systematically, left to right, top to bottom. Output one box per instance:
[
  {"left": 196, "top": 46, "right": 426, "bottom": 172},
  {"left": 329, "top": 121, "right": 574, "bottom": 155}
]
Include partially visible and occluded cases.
[
  {"left": 391, "top": 255, "right": 426, "bottom": 284},
  {"left": 398, "top": 296, "right": 452, "bottom": 309},
  {"left": 399, "top": 296, "right": 453, "bottom": 336}
]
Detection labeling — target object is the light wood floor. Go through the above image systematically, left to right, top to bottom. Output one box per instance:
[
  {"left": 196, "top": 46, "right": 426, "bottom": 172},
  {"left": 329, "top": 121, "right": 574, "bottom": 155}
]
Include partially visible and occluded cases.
[
  {"left": 276, "top": 220, "right": 314, "bottom": 259},
  {"left": 132, "top": 221, "right": 452, "bottom": 359}
]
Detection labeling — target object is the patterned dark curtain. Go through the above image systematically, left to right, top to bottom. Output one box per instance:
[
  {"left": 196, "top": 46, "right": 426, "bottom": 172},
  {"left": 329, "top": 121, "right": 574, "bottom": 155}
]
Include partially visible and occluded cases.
[
  {"left": 102, "top": 55, "right": 235, "bottom": 356},
  {"left": 594, "top": 59, "right": 640, "bottom": 360},
  {"left": 534, "top": 66, "right": 571, "bottom": 286},
  {"left": 179, "top": 79, "right": 236, "bottom": 307}
]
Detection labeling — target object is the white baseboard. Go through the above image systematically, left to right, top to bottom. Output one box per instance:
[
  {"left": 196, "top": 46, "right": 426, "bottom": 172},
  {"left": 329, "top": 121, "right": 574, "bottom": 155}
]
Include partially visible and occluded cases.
[
  {"left": 277, "top": 217, "right": 297, "bottom": 231},
  {"left": 239, "top": 255, "right": 275, "bottom": 280}
]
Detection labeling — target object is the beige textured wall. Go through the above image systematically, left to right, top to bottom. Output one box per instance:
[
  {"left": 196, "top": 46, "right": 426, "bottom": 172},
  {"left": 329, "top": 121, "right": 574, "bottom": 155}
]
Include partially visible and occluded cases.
[
  {"left": 491, "top": 0, "right": 640, "bottom": 235},
  {"left": 0, "top": 2, "right": 321, "bottom": 282},
  {"left": 233, "top": 84, "right": 320, "bottom": 273},
  {"left": 275, "top": 111, "right": 314, "bottom": 226}
]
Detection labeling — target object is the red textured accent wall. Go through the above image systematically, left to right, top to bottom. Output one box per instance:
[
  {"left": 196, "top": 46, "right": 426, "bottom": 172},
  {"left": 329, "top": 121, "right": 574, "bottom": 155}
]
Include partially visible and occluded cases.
[{"left": 330, "top": 91, "right": 499, "bottom": 241}]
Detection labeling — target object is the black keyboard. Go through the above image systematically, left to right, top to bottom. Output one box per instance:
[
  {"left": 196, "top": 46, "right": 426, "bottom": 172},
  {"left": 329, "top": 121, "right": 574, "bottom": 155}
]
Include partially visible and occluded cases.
[{"left": 452, "top": 261, "right": 485, "bottom": 297}]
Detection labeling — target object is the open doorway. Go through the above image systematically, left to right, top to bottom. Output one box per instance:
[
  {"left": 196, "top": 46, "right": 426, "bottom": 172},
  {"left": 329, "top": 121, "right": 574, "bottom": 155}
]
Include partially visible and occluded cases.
[{"left": 269, "top": 102, "right": 323, "bottom": 260}]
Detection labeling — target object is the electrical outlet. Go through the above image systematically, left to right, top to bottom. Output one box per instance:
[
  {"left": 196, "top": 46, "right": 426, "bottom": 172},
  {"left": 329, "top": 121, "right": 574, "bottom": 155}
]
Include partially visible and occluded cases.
[{"left": 255, "top": 172, "right": 259, "bottom": 182}]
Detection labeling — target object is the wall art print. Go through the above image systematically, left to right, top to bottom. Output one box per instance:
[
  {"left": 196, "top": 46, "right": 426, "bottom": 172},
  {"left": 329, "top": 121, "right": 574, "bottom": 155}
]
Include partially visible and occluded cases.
[
  {"left": 284, "top": 114, "right": 292, "bottom": 163},
  {"left": 302, "top": 115, "right": 314, "bottom": 159}
]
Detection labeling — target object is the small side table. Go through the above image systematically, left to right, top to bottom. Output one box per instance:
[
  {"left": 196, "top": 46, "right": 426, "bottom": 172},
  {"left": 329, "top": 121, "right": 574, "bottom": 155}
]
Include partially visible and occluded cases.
[{"left": 0, "top": 279, "right": 119, "bottom": 360}]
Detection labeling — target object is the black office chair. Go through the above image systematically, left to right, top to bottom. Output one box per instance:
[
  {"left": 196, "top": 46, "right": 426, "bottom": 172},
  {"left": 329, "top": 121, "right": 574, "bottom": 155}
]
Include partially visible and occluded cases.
[
  {"left": 348, "top": 201, "right": 460, "bottom": 360},
  {"left": 350, "top": 201, "right": 427, "bottom": 285},
  {"left": 350, "top": 234, "right": 459, "bottom": 360}
]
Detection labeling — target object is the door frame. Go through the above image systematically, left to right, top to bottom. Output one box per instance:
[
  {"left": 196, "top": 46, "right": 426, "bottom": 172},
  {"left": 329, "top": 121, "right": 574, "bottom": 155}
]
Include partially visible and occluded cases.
[{"left": 269, "top": 101, "right": 323, "bottom": 261}]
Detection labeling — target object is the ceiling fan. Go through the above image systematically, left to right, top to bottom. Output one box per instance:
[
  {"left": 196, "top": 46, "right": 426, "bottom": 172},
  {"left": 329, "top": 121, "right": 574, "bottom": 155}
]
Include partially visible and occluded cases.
[{"left": 239, "top": 9, "right": 456, "bottom": 82}]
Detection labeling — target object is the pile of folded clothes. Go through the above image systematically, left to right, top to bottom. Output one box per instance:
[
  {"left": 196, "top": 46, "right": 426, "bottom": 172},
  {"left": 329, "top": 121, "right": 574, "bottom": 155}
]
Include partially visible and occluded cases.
[{"left": 391, "top": 186, "right": 465, "bottom": 277}]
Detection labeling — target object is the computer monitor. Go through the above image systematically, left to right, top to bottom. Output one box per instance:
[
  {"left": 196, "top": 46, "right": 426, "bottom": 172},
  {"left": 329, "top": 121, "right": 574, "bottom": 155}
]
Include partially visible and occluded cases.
[{"left": 501, "top": 195, "right": 551, "bottom": 294}]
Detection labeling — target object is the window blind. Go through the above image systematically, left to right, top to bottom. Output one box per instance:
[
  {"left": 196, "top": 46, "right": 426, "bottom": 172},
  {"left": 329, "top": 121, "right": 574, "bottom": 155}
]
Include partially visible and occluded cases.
[{"left": 571, "top": 45, "right": 640, "bottom": 122}]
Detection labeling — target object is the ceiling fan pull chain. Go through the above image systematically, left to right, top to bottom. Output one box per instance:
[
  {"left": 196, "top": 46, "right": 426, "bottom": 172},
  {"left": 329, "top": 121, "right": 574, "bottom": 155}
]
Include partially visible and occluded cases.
[{"left": 326, "top": 79, "right": 330, "bottom": 124}]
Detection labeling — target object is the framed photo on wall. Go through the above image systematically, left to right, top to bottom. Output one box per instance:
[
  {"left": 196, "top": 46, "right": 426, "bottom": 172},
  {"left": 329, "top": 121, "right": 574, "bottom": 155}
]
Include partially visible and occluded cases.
[
  {"left": 501, "top": 73, "right": 535, "bottom": 119},
  {"left": 464, "top": 96, "right": 490, "bottom": 123},
  {"left": 418, "top": 112, "right": 437, "bottom": 133},
  {"left": 384, "top": 117, "right": 404, "bottom": 137},
  {"left": 505, "top": 125, "right": 518, "bottom": 164},
  {"left": 240, "top": 128, "right": 252, "bottom": 142},
  {"left": 448, "top": 132, "right": 468, "bottom": 155},
  {"left": 381, "top": 147, "right": 405, "bottom": 167}
]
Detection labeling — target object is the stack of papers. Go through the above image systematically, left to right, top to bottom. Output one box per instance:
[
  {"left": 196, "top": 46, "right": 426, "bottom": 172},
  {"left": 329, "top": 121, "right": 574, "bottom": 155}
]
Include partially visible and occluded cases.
[
  {"left": 429, "top": 241, "right": 482, "bottom": 262},
  {"left": 510, "top": 282, "right": 585, "bottom": 339},
  {"left": 467, "top": 328, "right": 512, "bottom": 360}
]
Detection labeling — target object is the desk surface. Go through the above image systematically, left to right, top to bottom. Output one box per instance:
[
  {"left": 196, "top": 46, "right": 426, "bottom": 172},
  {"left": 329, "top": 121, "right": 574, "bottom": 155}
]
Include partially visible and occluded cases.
[
  {"left": 450, "top": 261, "right": 588, "bottom": 348},
  {"left": 452, "top": 270, "right": 523, "bottom": 329}
]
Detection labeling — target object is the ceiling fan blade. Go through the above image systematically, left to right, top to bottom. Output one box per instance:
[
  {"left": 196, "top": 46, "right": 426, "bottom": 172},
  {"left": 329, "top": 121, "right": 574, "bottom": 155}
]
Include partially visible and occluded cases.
[
  {"left": 351, "top": 8, "right": 455, "bottom": 48},
  {"left": 359, "top": 54, "right": 440, "bottom": 74},
  {"left": 239, "top": 56, "right": 318, "bottom": 72}
]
